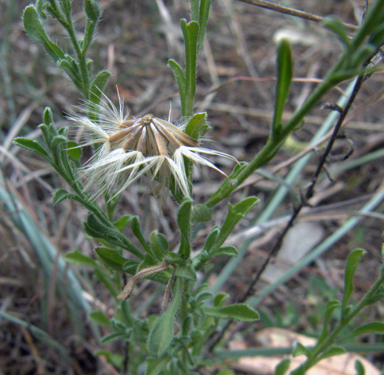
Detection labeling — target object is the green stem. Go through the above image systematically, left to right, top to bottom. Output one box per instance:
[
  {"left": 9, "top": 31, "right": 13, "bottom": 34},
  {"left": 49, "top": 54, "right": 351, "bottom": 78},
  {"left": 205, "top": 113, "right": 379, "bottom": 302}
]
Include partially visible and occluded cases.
[
  {"left": 64, "top": 21, "right": 90, "bottom": 97},
  {"left": 205, "top": 64, "right": 341, "bottom": 208},
  {"left": 299, "top": 268, "right": 384, "bottom": 372}
]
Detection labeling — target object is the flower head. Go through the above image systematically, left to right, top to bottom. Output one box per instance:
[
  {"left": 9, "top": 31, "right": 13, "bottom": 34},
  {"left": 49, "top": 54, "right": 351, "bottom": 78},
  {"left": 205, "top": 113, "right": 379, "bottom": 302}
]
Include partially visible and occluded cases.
[{"left": 68, "top": 94, "right": 236, "bottom": 200}]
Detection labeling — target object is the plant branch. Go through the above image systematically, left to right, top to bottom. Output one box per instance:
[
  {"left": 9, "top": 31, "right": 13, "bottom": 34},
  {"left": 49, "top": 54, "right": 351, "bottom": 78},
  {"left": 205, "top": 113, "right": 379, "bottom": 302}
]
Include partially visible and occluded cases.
[{"left": 237, "top": 0, "right": 358, "bottom": 32}]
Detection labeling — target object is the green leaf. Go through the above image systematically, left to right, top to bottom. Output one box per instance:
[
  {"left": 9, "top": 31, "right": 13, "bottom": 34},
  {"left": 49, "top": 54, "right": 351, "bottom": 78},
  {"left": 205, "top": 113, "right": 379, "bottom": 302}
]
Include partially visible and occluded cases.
[
  {"left": 36, "top": 0, "right": 48, "bottom": 18},
  {"left": 58, "top": 0, "right": 71, "bottom": 19},
  {"left": 84, "top": 0, "right": 100, "bottom": 22},
  {"left": 197, "top": 0, "right": 212, "bottom": 52},
  {"left": 23, "top": 5, "right": 65, "bottom": 62},
  {"left": 323, "top": 17, "right": 351, "bottom": 48},
  {"left": 181, "top": 19, "right": 199, "bottom": 116},
  {"left": 272, "top": 38, "right": 292, "bottom": 135},
  {"left": 58, "top": 58, "right": 83, "bottom": 92},
  {"left": 167, "top": 59, "right": 186, "bottom": 114},
  {"left": 90, "top": 70, "right": 111, "bottom": 105},
  {"left": 43, "top": 107, "right": 55, "bottom": 127},
  {"left": 185, "top": 112, "right": 209, "bottom": 139},
  {"left": 13, "top": 137, "right": 51, "bottom": 162},
  {"left": 67, "top": 141, "right": 82, "bottom": 161},
  {"left": 208, "top": 162, "right": 248, "bottom": 206},
  {"left": 52, "top": 188, "right": 72, "bottom": 206},
  {"left": 217, "top": 197, "right": 259, "bottom": 248},
  {"left": 177, "top": 198, "right": 193, "bottom": 258},
  {"left": 114, "top": 215, "right": 133, "bottom": 231},
  {"left": 131, "top": 216, "right": 151, "bottom": 254},
  {"left": 203, "top": 226, "right": 220, "bottom": 252},
  {"left": 150, "top": 231, "right": 169, "bottom": 262},
  {"left": 210, "top": 245, "right": 238, "bottom": 258},
  {"left": 95, "top": 247, "right": 127, "bottom": 271},
  {"left": 342, "top": 249, "right": 366, "bottom": 314},
  {"left": 65, "top": 250, "right": 97, "bottom": 267},
  {"left": 164, "top": 252, "right": 187, "bottom": 265},
  {"left": 122, "top": 260, "right": 140, "bottom": 274},
  {"left": 174, "top": 264, "right": 197, "bottom": 281},
  {"left": 148, "top": 277, "right": 183, "bottom": 357},
  {"left": 196, "top": 292, "right": 213, "bottom": 305},
  {"left": 214, "top": 293, "right": 229, "bottom": 307},
  {"left": 317, "top": 300, "right": 340, "bottom": 346},
  {"left": 204, "top": 304, "right": 259, "bottom": 322},
  {"left": 89, "top": 310, "right": 112, "bottom": 328},
  {"left": 353, "top": 322, "right": 384, "bottom": 336},
  {"left": 100, "top": 332, "right": 124, "bottom": 344},
  {"left": 292, "top": 342, "right": 311, "bottom": 359},
  {"left": 316, "top": 346, "right": 346, "bottom": 362},
  {"left": 96, "top": 350, "right": 124, "bottom": 369},
  {"left": 146, "top": 355, "right": 172, "bottom": 375},
  {"left": 275, "top": 358, "right": 291, "bottom": 375},
  {"left": 354, "top": 359, "right": 365, "bottom": 375},
  {"left": 216, "top": 369, "right": 235, "bottom": 375}
]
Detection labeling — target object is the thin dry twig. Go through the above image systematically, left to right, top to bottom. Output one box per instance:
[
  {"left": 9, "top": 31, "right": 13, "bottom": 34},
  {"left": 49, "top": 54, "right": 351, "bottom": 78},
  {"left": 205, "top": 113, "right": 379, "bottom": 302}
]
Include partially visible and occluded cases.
[{"left": 238, "top": 0, "right": 359, "bottom": 32}]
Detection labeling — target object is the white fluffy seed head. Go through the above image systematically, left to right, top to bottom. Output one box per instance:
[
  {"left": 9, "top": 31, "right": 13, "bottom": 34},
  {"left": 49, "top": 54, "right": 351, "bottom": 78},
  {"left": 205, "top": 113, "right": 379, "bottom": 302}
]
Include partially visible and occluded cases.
[{"left": 67, "top": 94, "right": 237, "bottom": 200}]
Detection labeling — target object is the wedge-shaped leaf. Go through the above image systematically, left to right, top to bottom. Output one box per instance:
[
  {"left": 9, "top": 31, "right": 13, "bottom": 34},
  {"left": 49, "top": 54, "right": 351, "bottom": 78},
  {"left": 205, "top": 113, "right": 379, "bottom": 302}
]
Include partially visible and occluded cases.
[
  {"left": 84, "top": 0, "right": 100, "bottom": 22},
  {"left": 197, "top": 0, "right": 212, "bottom": 52},
  {"left": 23, "top": 5, "right": 65, "bottom": 62},
  {"left": 323, "top": 17, "right": 350, "bottom": 48},
  {"left": 181, "top": 19, "right": 199, "bottom": 115},
  {"left": 272, "top": 38, "right": 292, "bottom": 135},
  {"left": 58, "top": 58, "right": 82, "bottom": 92},
  {"left": 168, "top": 59, "right": 186, "bottom": 114},
  {"left": 90, "top": 70, "right": 111, "bottom": 105},
  {"left": 185, "top": 112, "right": 209, "bottom": 139},
  {"left": 13, "top": 138, "right": 51, "bottom": 162},
  {"left": 66, "top": 141, "right": 81, "bottom": 161},
  {"left": 208, "top": 161, "right": 248, "bottom": 206},
  {"left": 52, "top": 188, "right": 73, "bottom": 206},
  {"left": 217, "top": 197, "right": 259, "bottom": 247},
  {"left": 177, "top": 198, "right": 193, "bottom": 258},
  {"left": 85, "top": 213, "right": 143, "bottom": 259},
  {"left": 114, "top": 214, "right": 132, "bottom": 231},
  {"left": 131, "top": 216, "right": 151, "bottom": 254},
  {"left": 203, "top": 226, "right": 220, "bottom": 252},
  {"left": 150, "top": 231, "right": 169, "bottom": 262},
  {"left": 210, "top": 246, "right": 238, "bottom": 258},
  {"left": 95, "top": 247, "right": 127, "bottom": 271},
  {"left": 342, "top": 249, "right": 366, "bottom": 314},
  {"left": 65, "top": 250, "right": 97, "bottom": 267},
  {"left": 164, "top": 252, "right": 187, "bottom": 265},
  {"left": 122, "top": 260, "right": 140, "bottom": 274},
  {"left": 174, "top": 264, "right": 197, "bottom": 281},
  {"left": 94, "top": 268, "right": 117, "bottom": 297},
  {"left": 148, "top": 277, "right": 183, "bottom": 357},
  {"left": 196, "top": 292, "right": 213, "bottom": 305},
  {"left": 214, "top": 293, "right": 229, "bottom": 307},
  {"left": 317, "top": 300, "right": 340, "bottom": 346},
  {"left": 204, "top": 304, "right": 259, "bottom": 322},
  {"left": 89, "top": 310, "right": 112, "bottom": 328},
  {"left": 353, "top": 322, "right": 384, "bottom": 336},
  {"left": 100, "top": 332, "right": 124, "bottom": 344},
  {"left": 292, "top": 342, "right": 311, "bottom": 359},
  {"left": 316, "top": 346, "right": 346, "bottom": 362},
  {"left": 96, "top": 350, "right": 124, "bottom": 369},
  {"left": 146, "top": 355, "right": 172, "bottom": 375},
  {"left": 275, "top": 358, "right": 291, "bottom": 375},
  {"left": 354, "top": 359, "right": 365, "bottom": 375}
]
